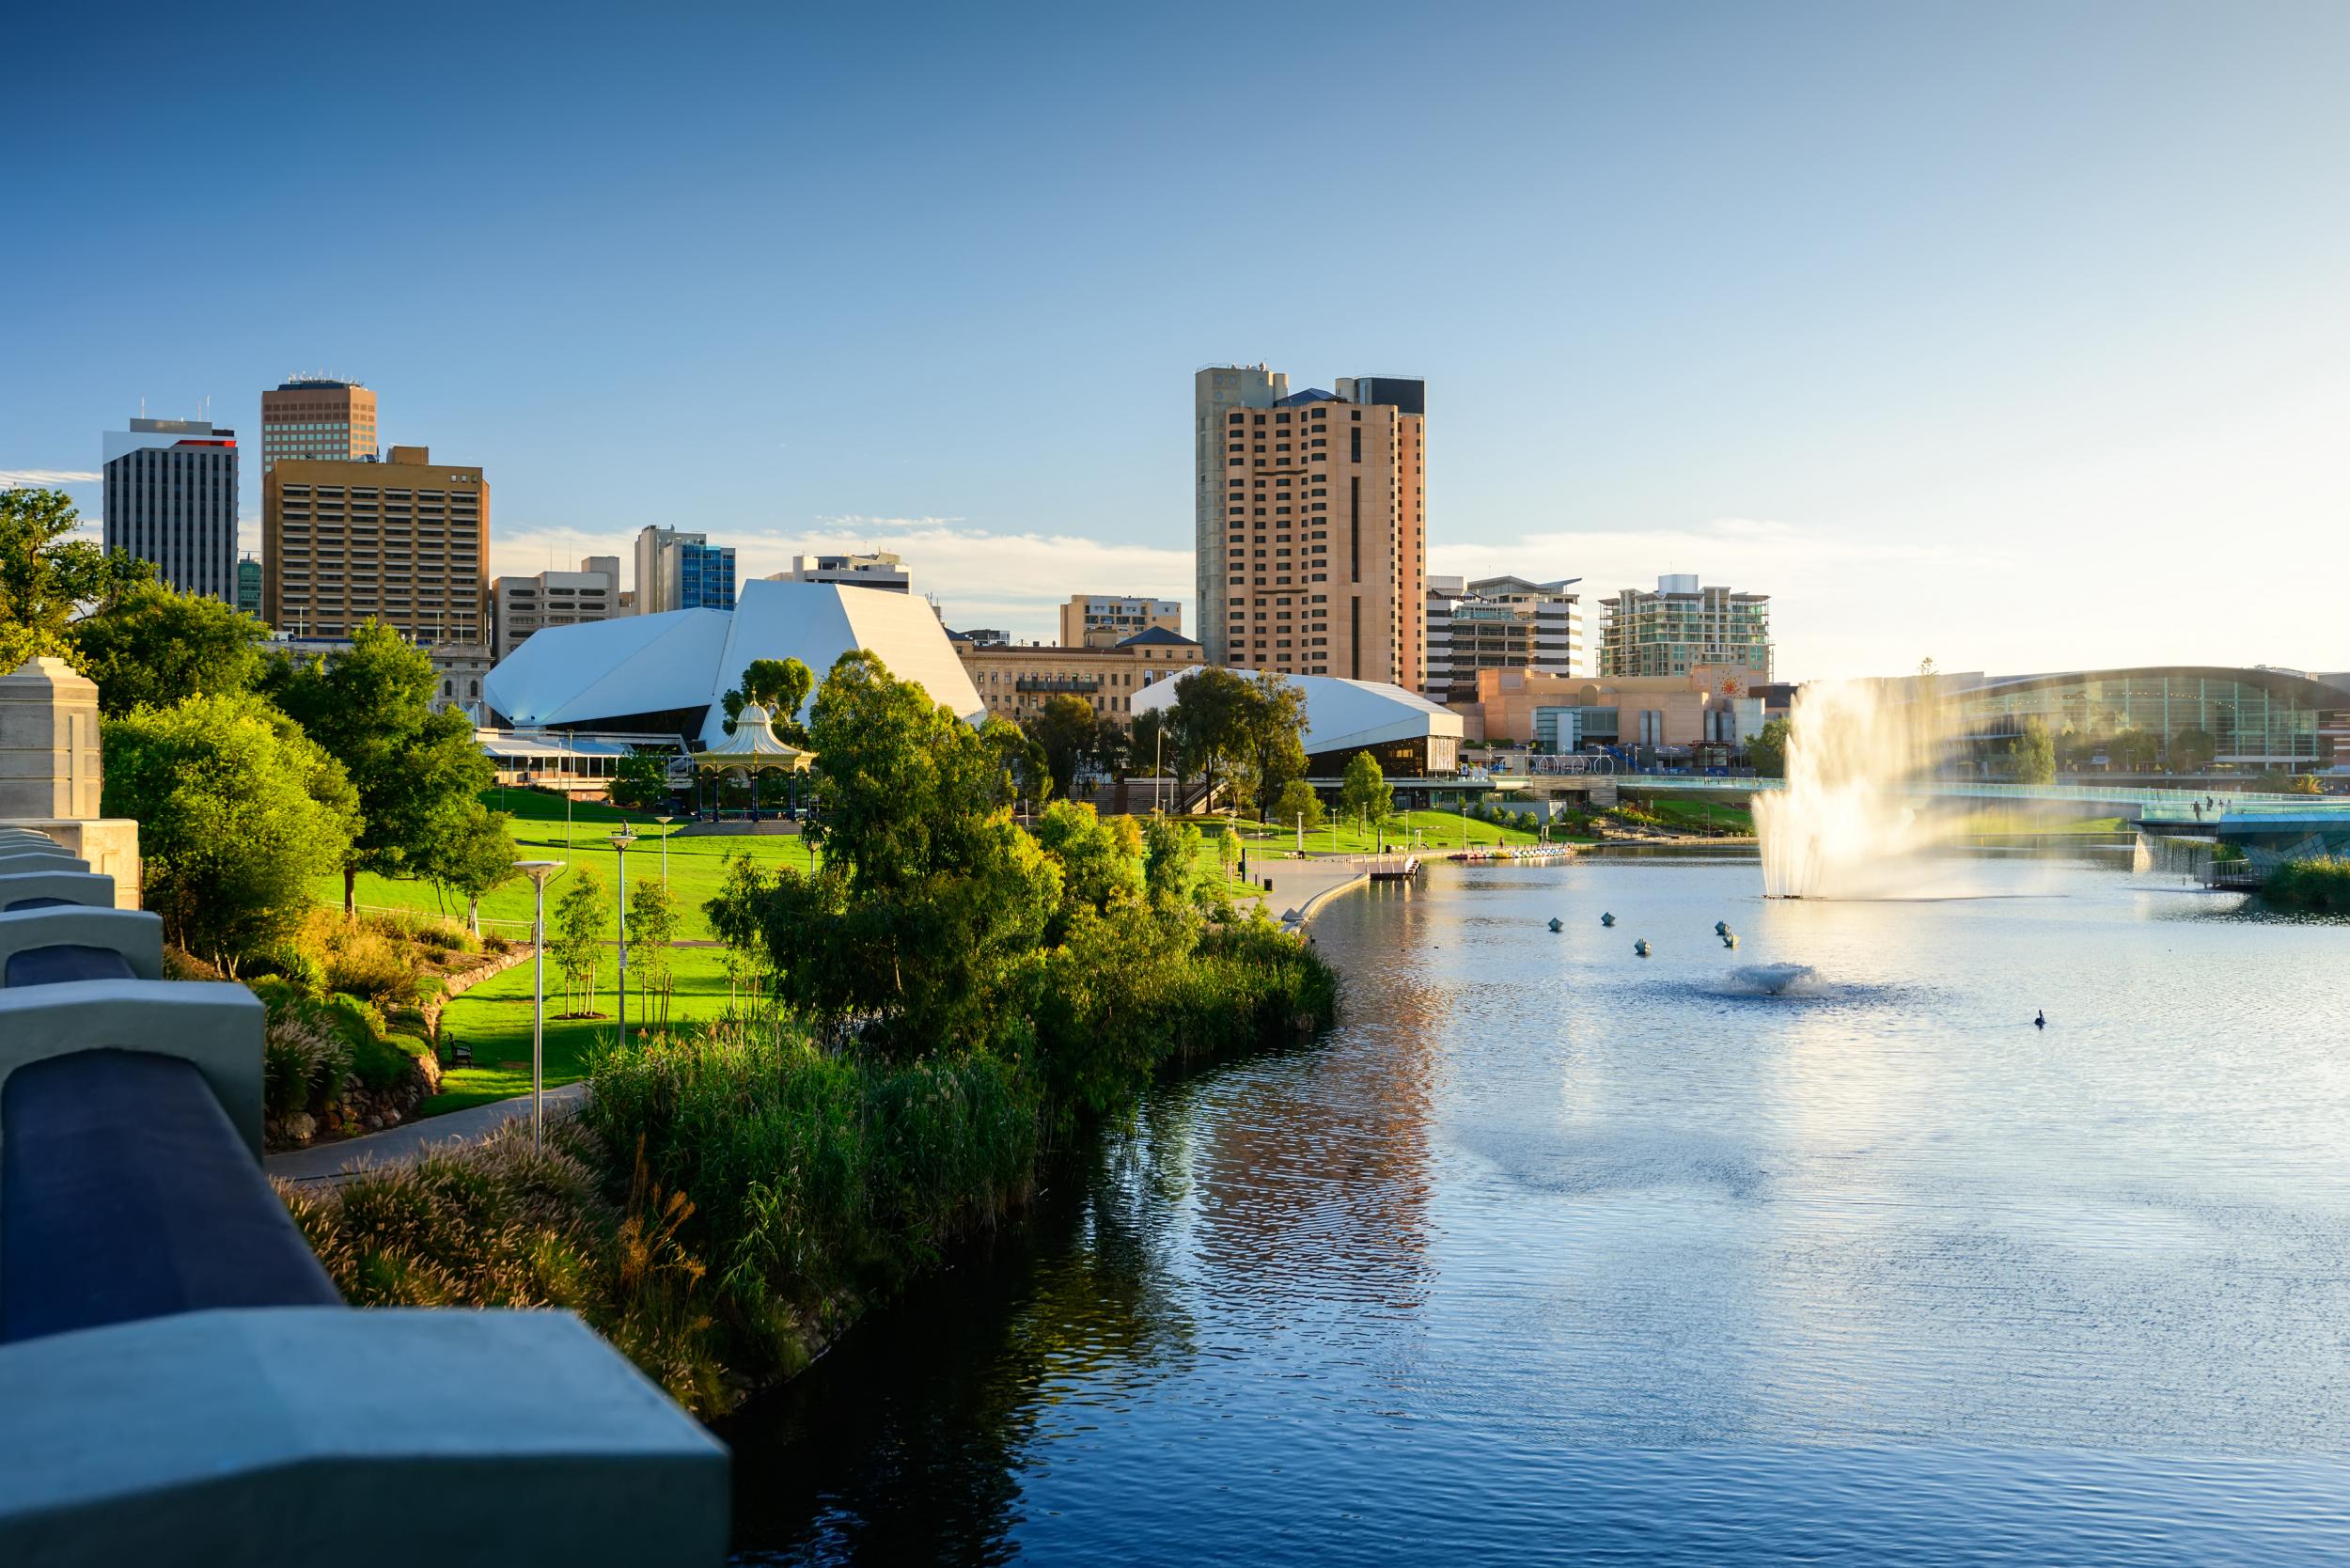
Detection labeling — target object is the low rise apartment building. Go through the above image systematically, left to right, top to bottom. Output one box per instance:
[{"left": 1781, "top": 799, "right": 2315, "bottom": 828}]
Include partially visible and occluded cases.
[
  {"left": 491, "top": 556, "right": 621, "bottom": 663},
  {"left": 953, "top": 626, "right": 1203, "bottom": 726}
]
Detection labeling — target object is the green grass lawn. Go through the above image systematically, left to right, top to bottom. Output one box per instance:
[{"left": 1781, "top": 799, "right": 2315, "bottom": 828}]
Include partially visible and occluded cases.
[
  {"left": 1627, "top": 795, "right": 1758, "bottom": 835},
  {"left": 1220, "top": 808, "right": 1546, "bottom": 859}
]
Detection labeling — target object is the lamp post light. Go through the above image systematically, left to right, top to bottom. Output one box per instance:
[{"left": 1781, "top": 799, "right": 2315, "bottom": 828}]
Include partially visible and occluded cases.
[
  {"left": 1154, "top": 727, "right": 1164, "bottom": 815},
  {"left": 656, "top": 814, "right": 675, "bottom": 885},
  {"left": 607, "top": 830, "right": 637, "bottom": 1046},
  {"left": 512, "top": 859, "right": 564, "bottom": 1151}
]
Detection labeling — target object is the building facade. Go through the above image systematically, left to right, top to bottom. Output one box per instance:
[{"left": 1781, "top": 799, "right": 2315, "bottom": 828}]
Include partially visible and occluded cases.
[
  {"left": 1195, "top": 364, "right": 1289, "bottom": 666},
  {"left": 1204, "top": 372, "right": 1427, "bottom": 689},
  {"left": 259, "top": 377, "right": 376, "bottom": 472},
  {"left": 101, "top": 418, "right": 241, "bottom": 604},
  {"left": 262, "top": 445, "right": 487, "bottom": 644},
  {"left": 632, "top": 525, "right": 736, "bottom": 613},
  {"left": 773, "top": 552, "right": 911, "bottom": 592},
  {"left": 491, "top": 556, "right": 621, "bottom": 662},
  {"left": 237, "top": 557, "right": 261, "bottom": 618},
  {"left": 1425, "top": 574, "right": 1581, "bottom": 706},
  {"left": 1597, "top": 575, "right": 1772, "bottom": 681},
  {"left": 1059, "top": 594, "right": 1181, "bottom": 649},
  {"left": 953, "top": 626, "right": 1203, "bottom": 727},
  {"left": 430, "top": 642, "right": 494, "bottom": 723},
  {"left": 1471, "top": 666, "right": 1764, "bottom": 753},
  {"left": 1947, "top": 667, "right": 2349, "bottom": 774}
]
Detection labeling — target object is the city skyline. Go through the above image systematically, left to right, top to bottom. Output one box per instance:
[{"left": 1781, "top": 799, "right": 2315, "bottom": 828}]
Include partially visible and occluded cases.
[{"left": 8, "top": 2, "right": 2349, "bottom": 677}]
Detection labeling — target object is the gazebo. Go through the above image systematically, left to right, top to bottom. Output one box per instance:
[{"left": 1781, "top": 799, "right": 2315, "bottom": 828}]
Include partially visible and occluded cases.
[{"left": 690, "top": 702, "right": 811, "bottom": 822}]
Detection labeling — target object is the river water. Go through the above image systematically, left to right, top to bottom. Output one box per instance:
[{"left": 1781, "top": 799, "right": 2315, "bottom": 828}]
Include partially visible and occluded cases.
[{"left": 727, "top": 843, "right": 2350, "bottom": 1564}]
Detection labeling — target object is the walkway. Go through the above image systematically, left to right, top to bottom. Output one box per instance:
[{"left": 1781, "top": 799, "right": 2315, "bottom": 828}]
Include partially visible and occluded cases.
[
  {"left": 1243, "top": 855, "right": 1388, "bottom": 924},
  {"left": 266, "top": 1082, "right": 588, "bottom": 1189}
]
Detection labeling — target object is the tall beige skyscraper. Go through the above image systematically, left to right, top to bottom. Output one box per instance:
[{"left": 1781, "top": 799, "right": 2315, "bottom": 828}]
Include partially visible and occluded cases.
[
  {"left": 1198, "top": 368, "right": 1426, "bottom": 687},
  {"left": 260, "top": 377, "right": 377, "bottom": 471},
  {"left": 263, "top": 445, "right": 487, "bottom": 643}
]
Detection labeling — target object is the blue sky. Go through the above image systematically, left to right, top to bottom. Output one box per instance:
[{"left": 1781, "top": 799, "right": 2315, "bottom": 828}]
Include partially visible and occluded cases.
[{"left": 8, "top": 1, "right": 2347, "bottom": 676}]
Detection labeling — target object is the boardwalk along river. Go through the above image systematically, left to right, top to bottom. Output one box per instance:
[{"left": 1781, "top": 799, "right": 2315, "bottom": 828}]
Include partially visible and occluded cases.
[{"left": 726, "top": 844, "right": 2350, "bottom": 1564}]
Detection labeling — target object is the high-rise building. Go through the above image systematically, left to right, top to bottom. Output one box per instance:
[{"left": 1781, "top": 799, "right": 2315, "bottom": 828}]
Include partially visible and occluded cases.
[
  {"left": 1194, "top": 364, "right": 1287, "bottom": 665},
  {"left": 1200, "top": 370, "right": 1426, "bottom": 687},
  {"left": 260, "top": 377, "right": 376, "bottom": 471},
  {"left": 101, "top": 417, "right": 240, "bottom": 603},
  {"left": 263, "top": 445, "right": 487, "bottom": 644},
  {"left": 631, "top": 525, "right": 736, "bottom": 613},
  {"left": 771, "top": 552, "right": 911, "bottom": 592},
  {"left": 237, "top": 556, "right": 261, "bottom": 618},
  {"left": 492, "top": 556, "right": 622, "bottom": 663},
  {"left": 1424, "top": 574, "right": 1583, "bottom": 706},
  {"left": 1596, "top": 574, "right": 1772, "bottom": 681},
  {"left": 1059, "top": 594, "right": 1181, "bottom": 649}
]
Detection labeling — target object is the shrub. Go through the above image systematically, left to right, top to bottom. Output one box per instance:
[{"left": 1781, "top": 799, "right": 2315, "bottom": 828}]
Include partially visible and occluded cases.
[
  {"left": 2264, "top": 856, "right": 2350, "bottom": 913},
  {"left": 323, "top": 925, "right": 413, "bottom": 1004},
  {"left": 256, "top": 941, "right": 328, "bottom": 998},
  {"left": 263, "top": 1010, "right": 351, "bottom": 1119}
]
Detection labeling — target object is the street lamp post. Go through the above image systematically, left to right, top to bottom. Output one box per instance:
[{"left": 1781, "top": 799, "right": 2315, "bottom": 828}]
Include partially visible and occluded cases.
[
  {"left": 1154, "top": 728, "right": 1164, "bottom": 815},
  {"left": 656, "top": 814, "right": 675, "bottom": 885},
  {"left": 608, "top": 830, "right": 637, "bottom": 1046},
  {"left": 512, "top": 859, "right": 564, "bottom": 1151}
]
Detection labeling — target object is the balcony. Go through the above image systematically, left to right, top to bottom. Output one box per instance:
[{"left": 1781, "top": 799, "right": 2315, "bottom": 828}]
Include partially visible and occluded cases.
[{"left": 1016, "top": 677, "right": 1103, "bottom": 695}]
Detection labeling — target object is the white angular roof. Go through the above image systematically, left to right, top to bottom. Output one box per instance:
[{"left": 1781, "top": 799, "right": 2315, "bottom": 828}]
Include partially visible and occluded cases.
[
  {"left": 482, "top": 580, "right": 985, "bottom": 740},
  {"left": 1131, "top": 667, "right": 1463, "bottom": 755}
]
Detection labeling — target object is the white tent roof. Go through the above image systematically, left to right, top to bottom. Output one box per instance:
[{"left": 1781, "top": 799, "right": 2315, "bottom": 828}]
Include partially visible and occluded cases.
[
  {"left": 482, "top": 580, "right": 985, "bottom": 740},
  {"left": 1130, "top": 668, "right": 1463, "bottom": 756}
]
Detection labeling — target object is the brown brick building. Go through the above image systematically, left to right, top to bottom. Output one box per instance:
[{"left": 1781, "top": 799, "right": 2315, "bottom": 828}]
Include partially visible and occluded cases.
[
  {"left": 262, "top": 445, "right": 487, "bottom": 644},
  {"left": 953, "top": 627, "right": 1203, "bottom": 727}
]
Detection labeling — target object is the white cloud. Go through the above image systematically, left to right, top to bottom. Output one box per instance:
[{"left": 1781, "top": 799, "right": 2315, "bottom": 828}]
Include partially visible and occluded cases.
[
  {"left": 0, "top": 469, "right": 101, "bottom": 487},
  {"left": 491, "top": 517, "right": 1193, "bottom": 642}
]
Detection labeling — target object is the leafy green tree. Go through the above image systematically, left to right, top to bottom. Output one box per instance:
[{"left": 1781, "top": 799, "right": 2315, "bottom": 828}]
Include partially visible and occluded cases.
[
  {"left": 0, "top": 488, "right": 152, "bottom": 669},
  {"left": 70, "top": 581, "right": 267, "bottom": 716},
  {"left": 262, "top": 621, "right": 494, "bottom": 914},
  {"left": 715, "top": 649, "right": 1062, "bottom": 1058},
  {"left": 720, "top": 655, "right": 815, "bottom": 742},
  {"left": 1166, "top": 666, "right": 1254, "bottom": 810},
  {"left": 1240, "top": 673, "right": 1309, "bottom": 820},
  {"left": 101, "top": 692, "right": 356, "bottom": 973},
  {"left": 1024, "top": 694, "right": 1100, "bottom": 801},
  {"left": 1129, "top": 708, "right": 1175, "bottom": 782},
  {"left": 981, "top": 715, "right": 1053, "bottom": 811},
  {"left": 1091, "top": 716, "right": 1129, "bottom": 779},
  {"left": 1746, "top": 716, "right": 1791, "bottom": 777},
  {"left": 2011, "top": 716, "right": 2057, "bottom": 784},
  {"left": 2111, "top": 726, "right": 2161, "bottom": 774},
  {"left": 2170, "top": 727, "right": 2217, "bottom": 775},
  {"left": 611, "top": 746, "right": 675, "bottom": 811},
  {"left": 1337, "top": 751, "right": 1395, "bottom": 826},
  {"left": 1272, "top": 777, "right": 1324, "bottom": 833},
  {"left": 1034, "top": 800, "right": 1145, "bottom": 937},
  {"left": 428, "top": 806, "right": 519, "bottom": 933},
  {"left": 1142, "top": 814, "right": 1203, "bottom": 908},
  {"left": 1216, "top": 823, "right": 1241, "bottom": 879},
  {"left": 707, "top": 850, "right": 776, "bottom": 1004},
  {"left": 551, "top": 866, "right": 609, "bottom": 1016},
  {"left": 626, "top": 874, "right": 680, "bottom": 1026},
  {"left": 1033, "top": 900, "right": 1197, "bottom": 1135}
]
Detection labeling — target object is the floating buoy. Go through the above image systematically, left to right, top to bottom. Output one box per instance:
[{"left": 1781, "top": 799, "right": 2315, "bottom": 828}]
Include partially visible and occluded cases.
[
  {"left": 1601, "top": 912, "right": 1616, "bottom": 927},
  {"left": 1547, "top": 917, "right": 1564, "bottom": 933},
  {"left": 1714, "top": 920, "right": 1729, "bottom": 936},
  {"left": 1721, "top": 932, "right": 1739, "bottom": 949},
  {"left": 1634, "top": 938, "right": 1652, "bottom": 957}
]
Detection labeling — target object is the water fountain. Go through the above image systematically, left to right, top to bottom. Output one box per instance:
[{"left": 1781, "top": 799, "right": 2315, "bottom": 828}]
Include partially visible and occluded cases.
[{"left": 1755, "top": 678, "right": 1961, "bottom": 900}]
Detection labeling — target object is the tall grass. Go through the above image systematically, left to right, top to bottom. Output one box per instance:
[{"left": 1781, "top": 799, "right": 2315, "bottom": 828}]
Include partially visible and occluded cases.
[{"left": 2264, "top": 856, "right": 2350, "bottom": 913}]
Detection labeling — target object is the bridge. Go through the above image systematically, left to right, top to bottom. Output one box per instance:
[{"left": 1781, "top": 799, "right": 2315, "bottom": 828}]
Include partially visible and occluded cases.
[{"left": 1484, "top": 771, "right": 2350, "bottom": 817}]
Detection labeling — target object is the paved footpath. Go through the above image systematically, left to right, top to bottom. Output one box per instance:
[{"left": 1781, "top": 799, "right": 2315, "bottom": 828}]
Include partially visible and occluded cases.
[{"left": 266, "top": 1082, "right": 588, "bottom": 1189}]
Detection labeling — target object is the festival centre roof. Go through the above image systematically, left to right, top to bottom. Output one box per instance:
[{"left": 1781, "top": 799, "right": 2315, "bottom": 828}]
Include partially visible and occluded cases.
[
  {"left": 481, "top": 579, "right": 986, "bottom": 744},
  {"left": 1130, "top": 667, "right": 1464, "bottom": 757}
]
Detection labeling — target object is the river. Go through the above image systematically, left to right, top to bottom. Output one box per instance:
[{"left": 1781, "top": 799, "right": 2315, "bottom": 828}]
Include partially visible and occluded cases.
[{"left": 726, "top": 843, "right": 2350, "bottom": 1563}]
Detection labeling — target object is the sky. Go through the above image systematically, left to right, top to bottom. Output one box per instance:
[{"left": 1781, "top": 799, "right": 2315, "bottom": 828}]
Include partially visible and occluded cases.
[{"left": 7, "top": 0, "right": 2348, "bottom": 679}]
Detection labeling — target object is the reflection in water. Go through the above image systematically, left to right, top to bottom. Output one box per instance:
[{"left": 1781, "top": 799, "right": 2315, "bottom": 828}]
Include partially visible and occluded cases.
[{"left": 730, "top": 848, "right": 2350, "bottom": 1564}]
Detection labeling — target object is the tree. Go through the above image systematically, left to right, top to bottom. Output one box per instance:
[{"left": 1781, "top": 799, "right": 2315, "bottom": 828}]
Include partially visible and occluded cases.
[
  {"left": 0, "top": 488, "right": 152, "bottom": 669},
  {"left": 70, "top": 581, "right": 267, "bottom": 716},
  {"left": 262, "top": 621, "right": 494, "bottom": 914},
  {"left": 713, "top": 649, "right": 1062, "bottom": 1058},
  {"left": 721, "top": 656, "right": 814, "bottom": 742},
  {"left": 1165, "top": 666, "right": 1254, "bottom": 810},
  {"left": 1239, "top": 673, "right": 1309, "bottom": 821},
  {"left": 100, "top": 692, "right": 356, "bottom": 973},
  {"left": 1023, "top": 694, "right": 1100, "bottom": 802},
  {"left": 1129, "top": 708, "right": 1175, "bottom": 783},
  {"left": 981, "top": 715, "right": 1053, "bottom": 812},
  {"left": 1091, "top": 716, "right": 1129, "bottom": 780},
  {"left": 1746, "top": 716, "right": 1791, "bottom": 777},
  {"left": 2011, "top": 716, "right": 2057, "bottom": 784},
  {"left": 2112, "top": 727, "right": 2161, "bottom": 774},
  {"left": 2170, "top": 727, "right": 2217, "bottom": 776},
  {"left": 611, "top": 747, "right": 675, "bottom": 812},
  {"left": 1337, "top": 752, "right": 1394, "bottom": 827},
  {"left": 1272, "top": 777, "right": 1324, "bottom": 834},
  {"left": 1034, "top": 799, "right": 1146, "bottom": 940},
  {"left": 428, "top": 806, "right": 519, "bottom": 934},
  {"left": 1141, "top": 813, "right": 1203, "bottom": 908},
  {"left": 1216, "top": 823, "right": 1241, "bottom": 879},
  {"left": 551, "top": 866, "right": 609, "bottom": 1017},
  {"left": 626, "top": 875, "right": 680, "bottom": 1027}
]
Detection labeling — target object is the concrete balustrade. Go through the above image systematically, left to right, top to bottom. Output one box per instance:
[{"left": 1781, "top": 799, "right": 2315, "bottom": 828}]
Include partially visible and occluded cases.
[
  {"left": 0, "top": 851, "right": 88, "bottom": 878},
  {"left": 0, "top": 870, "right": 118, "bottom": 911},
  {"left": 0, "top": 906, "right": 163, "bottom": 984}
]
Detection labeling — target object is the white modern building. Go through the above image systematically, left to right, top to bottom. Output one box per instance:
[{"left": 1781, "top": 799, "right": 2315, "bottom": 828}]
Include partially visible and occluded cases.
[
  {"left": 102, "top": 418, "right": 240, "bottom": 604},
  {"left": 771, "top": 552, "right": 912, "bottom": 593},
  {"left": 491, "top": 556, "right": 621, "bottom": 663},
  {"left": 1424, "top": 574, "right": 1582, "bottom": 706},
  {"left": 481, "top": 578, "right": 983, "bottom": 746},
  {"left": 1132, "top": 666, "right": 1463, "bottom": 777}
]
